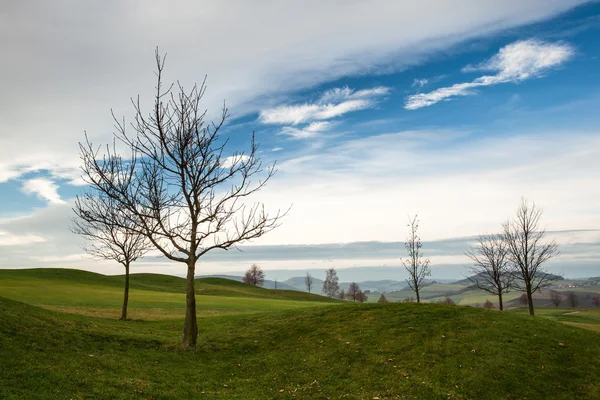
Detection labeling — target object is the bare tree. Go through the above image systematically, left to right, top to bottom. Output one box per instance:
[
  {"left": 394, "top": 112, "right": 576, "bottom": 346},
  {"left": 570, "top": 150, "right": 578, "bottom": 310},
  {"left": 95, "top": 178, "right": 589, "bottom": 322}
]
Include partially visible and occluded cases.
[
  {"left": 78, "top": 51, "right": 284, "bottom": 347},
  {"left": 72, "top": 193, "right": 149, "bottom": 320},
  {"left": 503, "top": 199, "right": 559, "bottom": 316},
  {"left": 401, "top": 214, "right": 430, "bottom": 303},
  {"left": 465, "top": 233, "right": 514, "bottom": 311},
  {"left": 243, "top": 264, "right": 265, "bottom": 287},
  {"left": 322, "top": 267, "right": 340, "bottom": 298},
  {"left": 305, "top": 272, "right": 313, "bottom": 293},
  {"left": 346, "top": 282, "right": 361, "bottom": 302},
  {"left": 337, "top": 290, "right": 346, "bottom": 300},
  {"left": 356, "top": 290, "right": 368, "bottom": 303},
  {"left": 549, "top": 290, "right": 563, "bottom": 307},
  {"left": 567, "top": 292, "right": 579, "bottom": 308},
  {"left": 378, "top": 293, "right": 389, "bottom": 303},
  {"left": 519, "top": 293, "right": 529, "bottom": 306},
  {"left": 592, "top": 295, "right": 600, "bottom": 308},
  {"left": 441, "top": 297, "right": 455, "bottom": 305},
  {"left": 483, "top": 299, "right": 495, "bottom": 309}
]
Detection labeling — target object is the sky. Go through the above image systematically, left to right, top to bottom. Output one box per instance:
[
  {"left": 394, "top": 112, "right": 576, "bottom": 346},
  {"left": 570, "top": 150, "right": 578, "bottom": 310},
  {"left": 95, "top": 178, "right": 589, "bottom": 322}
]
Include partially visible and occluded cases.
[{"left": 1, "top": 1, "right": 599, "bottom": 280}]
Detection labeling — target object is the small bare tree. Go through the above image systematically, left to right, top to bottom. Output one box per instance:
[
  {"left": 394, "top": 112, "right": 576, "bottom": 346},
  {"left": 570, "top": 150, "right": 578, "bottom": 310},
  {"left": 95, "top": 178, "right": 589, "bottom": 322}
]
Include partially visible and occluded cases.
[
  {"left": 79, "top": 51, "right": 284, "bottom": 347},
  {"left": 72, "top": 193, "right": 149, "bottom": 320},
  {"left": 503, "top": 199, "right": 559, "bottom": 316},
  {"left": 401, "top": 214, "right": 430, "bottom": 303},
  {"left": 465, "top": 233, "right": 514, "bottom": 311},
  {"left": 243, "top": 264, "right": 265, "bottom": 287},
  {"left": 322, "top": 267, "right": 340, "bottom": 298},
  {"left": 305, "top": 272, "right": 313, "bottom": 293},
  {"left": 346, "top": 282, "right": 361, "bottom": 302},
  {"left": 337, "top": 290, "right": 346, "bottom": 300},
  {"left": 356, "top": 290, "right": 368, "bottom": 303},
  {"left": 549, "top": 290, "right": 563, "bottom": 307},
  {"left": 567, "top": 292, "right": 579, "bottom": 308},
  {"left": 378, "top": 293, "right": 389, "bottom": 303},
  {"left": 592, "top": 295, "right": 600, "bottom": 308},
  {"left": 441, "top": 297, "right": 455, "bottom": 305},
  {"left": 483, "top": 299, "right": 495, "bottom": 309}
]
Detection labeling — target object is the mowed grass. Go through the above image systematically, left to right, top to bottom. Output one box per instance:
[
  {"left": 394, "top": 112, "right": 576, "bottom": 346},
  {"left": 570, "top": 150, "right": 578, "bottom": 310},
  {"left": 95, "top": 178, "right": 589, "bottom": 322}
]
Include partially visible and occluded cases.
[
  {"left": 0, "top": 268, "right": 337, "bottom": 319},
  {"left": 2, "top": 297, "right": 600, "bottom": 399},
  {"left": 510, "top": 307, "right": 600, "bottom": 332}
]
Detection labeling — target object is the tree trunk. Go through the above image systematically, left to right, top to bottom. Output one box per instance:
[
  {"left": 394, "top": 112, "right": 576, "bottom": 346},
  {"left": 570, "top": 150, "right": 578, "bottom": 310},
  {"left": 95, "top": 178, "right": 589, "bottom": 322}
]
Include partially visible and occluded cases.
[
  {"left": 182, "top": 257, "right": 198, "bottom": 347},
  {"left": 120, "top": 262, "right": 130, "bottom": 320},
  {"left": 415, "top": 286, "right": 420, "bottom": 303},
  {"left": 526, "top": 286, "right": 535, "bottom": 316},
  {"left": 498, "top": 293, "right": 504, "bottom": 311}
]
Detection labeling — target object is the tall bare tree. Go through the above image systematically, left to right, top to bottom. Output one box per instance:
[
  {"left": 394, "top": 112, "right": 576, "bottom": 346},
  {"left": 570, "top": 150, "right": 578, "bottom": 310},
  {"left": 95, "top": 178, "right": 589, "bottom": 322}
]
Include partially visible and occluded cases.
[
  {"left": 78, "top": 51, "right": 284, "bottom": 347},
  {"left": 72, "top": 193, "right": 149, "bottom": 320},
  {"left": 503, "top": 199, "right": 559, "bottom": 316},
  {"left": 401, "top": 214, "right": 430, "bottom": 303},
  {"left": 465, "top": 233, "right": 514, "bottom": 311},
  {"left": 243, "top": 264, "right": 265, "bottom": 287},
  {"left": 322, "top": 267, "right": 340, "bottom": 298},
  {"left": 305, "top": 272, "right": 313, "bottom": 293},
  {"left": 346, "top": 282, "right": 361, "bottom": 302},
  {"left": 356, "top": 290, "right": 368, "bottom": 303},
  {"left": 549, "top": 290, "right": 563, "bottom": 307},
  {"left": 567, "top": 292, "right": 579, "bottom": 308},
  {"left": 592, "top": 295, "right": 600, "bottom": 308}
]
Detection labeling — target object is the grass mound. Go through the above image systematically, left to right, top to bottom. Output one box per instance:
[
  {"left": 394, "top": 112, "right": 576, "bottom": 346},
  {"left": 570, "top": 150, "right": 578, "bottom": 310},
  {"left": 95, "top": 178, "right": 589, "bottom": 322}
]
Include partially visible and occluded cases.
[{"left": 1, "top": 297, "right": 599, "bottom": 399}]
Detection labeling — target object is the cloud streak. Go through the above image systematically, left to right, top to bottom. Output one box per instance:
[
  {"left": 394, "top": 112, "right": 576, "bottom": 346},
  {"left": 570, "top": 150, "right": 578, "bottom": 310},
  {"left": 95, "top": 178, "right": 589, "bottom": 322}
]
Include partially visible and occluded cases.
[
  {"left": 405, "top": 40, "right": 575, "bottom": 110},
  {"left": 21, "top": 178, "right": 66, "bottom": 204}
]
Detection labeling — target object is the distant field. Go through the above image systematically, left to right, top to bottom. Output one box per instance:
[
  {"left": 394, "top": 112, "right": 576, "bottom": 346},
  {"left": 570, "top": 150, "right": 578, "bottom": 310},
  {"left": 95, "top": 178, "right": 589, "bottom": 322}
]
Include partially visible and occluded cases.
[
  {"left": 0, "top": 268, "right": 337, "bottom": 319},
  {"left": 510, "top": 307, "right": 600, "bottom": 332}
]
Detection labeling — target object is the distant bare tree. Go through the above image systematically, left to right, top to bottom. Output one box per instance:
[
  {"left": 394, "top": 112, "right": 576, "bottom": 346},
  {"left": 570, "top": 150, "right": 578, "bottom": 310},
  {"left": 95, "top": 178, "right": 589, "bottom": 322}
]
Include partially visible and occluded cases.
[
  {"left": 78, "top": 51, "right": 285, "bottom": 347},
  {"left": 72, "top": 193, "right": 149, "bottom": 320},
  {"left": 503, "top": 199, "right": 559, "bottom": 316},
  {"left": 401, "top": 214, "right": 430, "bottom": 303},
  {"left": 465, "top": 233, "right": 514, "bottom": 310},
  {"left": 243, "top": 264, "right": 265, "bottom": 287},
  {"left": 322, "top": 267, "right": 340, "bottom": 298},
  {"left": 305, "top": 272, "right": 313, "bottom": 293},
  {"left": 273, "top": 278, "right": 278, "bottom": 290},
  {"left": 346, "top": 282, "right": 361, "bottom": 302},
  {"left": 337, "top": 290, "right": 346, "bottom": 300},
  {"left": 356, "top": 290, "right": 368, "bottom": 303},
  {"left": 549, "top": 290, "right": 563, "bottom": 307},
  {"left": 567, "top": 292, "right": 579, "bottom": 308},
  {"left": 378, "top": 293, "right": 389, "bottom": 303},
  {"left": 519, "top": 293, "right": 529, "bottom": 306},
  {"left": 592, "top": 295, "right": 600, "bottom": 308},
  {"left": 403, "top": 296, "right": 415, "bottom": 303},
  {"left": 441, "top": 297, "right": 455, "bottom": 305},
  {"left": 483, "top": 300, "right": 495, "bottom": 309}
]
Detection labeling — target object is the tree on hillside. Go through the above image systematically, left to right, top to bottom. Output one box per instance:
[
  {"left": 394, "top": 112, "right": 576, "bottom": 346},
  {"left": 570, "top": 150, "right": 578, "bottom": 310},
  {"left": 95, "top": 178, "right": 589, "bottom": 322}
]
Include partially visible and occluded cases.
[
  {"left": 79, "top": 50, "right": 285, "bottom": 347},
  {"left": 72, "top": 193, "right": 149, "bottom": 320},
  {"left": 503, "top": 199, "right": 559, "bottom": 316},
  {"left": 401, "top": 214, "right": 430, "bottom": 303},
  {"left": 465, "top": 233, "right": 514, "bottom": 311},
  {"left": 243, "top": 264, "right": 265, "bottom": 287},
  {"left": 322, "top": 267, "right": 340, "bottom": 298},
  {"left": 305, "top": 272, "right": 313, "bottom": 293},
  {"left": 346, "top": 282, "right": 361, "bottom": 302},
  {"left": 338, "top": 290, "right": 346, "bottom": 300},
  {"left": 357, "top": 290, "right": 368, "bottom": 303},
  {"left": 549, "top": 290, "right": 563, "bottom": 307},
  {"left": 567, "top": 292, "right": 579, "bottom": 308},
  {"left": 378, "top": 293, "right": 389, "bottom": 303},
  {"left": 519, "top": 293, "right": 529, "bottom": 306},
  {"left": 592, "top": 295, "right": 600, "bottom": 308},
  {"left": 441, "top": 297, "right": 455, "bottom": 305},
  {"left": 483, "top": 299, "right": 495, "bottom": 309}
]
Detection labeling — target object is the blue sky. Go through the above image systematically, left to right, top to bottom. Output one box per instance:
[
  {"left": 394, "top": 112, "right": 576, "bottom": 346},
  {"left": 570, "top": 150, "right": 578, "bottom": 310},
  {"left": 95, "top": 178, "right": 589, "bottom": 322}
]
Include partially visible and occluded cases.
[{"left": 1, "top": 1, "right": 599, "bottom": 279}]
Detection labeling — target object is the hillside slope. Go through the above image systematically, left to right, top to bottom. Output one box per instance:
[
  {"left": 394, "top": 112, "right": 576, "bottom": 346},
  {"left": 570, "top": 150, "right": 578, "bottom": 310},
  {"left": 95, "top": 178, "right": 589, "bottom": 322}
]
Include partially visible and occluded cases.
[{"left": 1, "top": 297, "right": 599, "bottom": 399}]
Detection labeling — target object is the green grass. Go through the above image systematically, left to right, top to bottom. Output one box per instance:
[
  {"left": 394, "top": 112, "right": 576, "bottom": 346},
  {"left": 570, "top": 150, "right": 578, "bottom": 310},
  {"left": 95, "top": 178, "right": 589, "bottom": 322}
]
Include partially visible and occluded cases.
[
  {"left": 2, "top": 268, "right": 600, "bottom": 399},
  {"left": 2, "top": 297, "right": 600, "bottom": 399}
]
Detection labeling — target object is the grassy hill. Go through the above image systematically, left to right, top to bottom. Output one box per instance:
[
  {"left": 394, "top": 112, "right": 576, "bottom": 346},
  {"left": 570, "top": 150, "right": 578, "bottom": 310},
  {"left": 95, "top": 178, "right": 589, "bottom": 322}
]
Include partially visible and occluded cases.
[
  {"left": 0, "top": 268, "right": 337, "bottom": 320},
  {"left": 2, "top": 296, "right": 600, "bottom": 399}
]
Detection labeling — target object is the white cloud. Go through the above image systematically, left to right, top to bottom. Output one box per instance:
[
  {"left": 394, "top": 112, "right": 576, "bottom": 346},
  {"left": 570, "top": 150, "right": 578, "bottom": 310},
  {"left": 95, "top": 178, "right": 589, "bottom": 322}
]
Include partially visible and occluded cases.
[
  {"left": 405, "top": 40, "right": 575, "bottom": 110},
  {"left": 412, "top": 78, "right": 429, "bottom": 88},
  {"left": 260, "top": 86, "right": 389, "bottom": 125},
  {"left": 280, "top": 121, "right": 332, "bottom": 139},
  {"left": 271, "top": 147, "right": 283, "bottom": 152},
  {"left": 221, "top": 154, "right": 251, "bottom": 169},
  {"left": 21, "top": 178, "right": 66, "bottom": 204},
  {"left": 0, "top": 231, "right": 46, "bottom": 246}
]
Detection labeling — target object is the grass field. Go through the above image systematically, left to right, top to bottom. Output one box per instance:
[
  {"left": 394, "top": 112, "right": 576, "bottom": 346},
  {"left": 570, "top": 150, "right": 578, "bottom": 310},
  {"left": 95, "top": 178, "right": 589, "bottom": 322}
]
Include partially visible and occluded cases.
[{"left": 2, "top": 268, "right": 600, "bottom": 399}]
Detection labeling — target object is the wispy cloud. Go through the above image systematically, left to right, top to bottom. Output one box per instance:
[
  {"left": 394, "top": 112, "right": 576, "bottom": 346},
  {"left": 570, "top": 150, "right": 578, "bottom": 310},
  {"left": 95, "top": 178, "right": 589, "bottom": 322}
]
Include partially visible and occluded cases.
[
  {"left": 405, "top": 40, "right": 575, "bottom": 110},
  {"left": 260, "top": 86, "right": 390, "bottom": 125},
  {"left": 279, "top": 121, "right": 332, "bottom": 139},
  {"left": 21, "top": 178, "right": 65, "bottom": 204}
]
